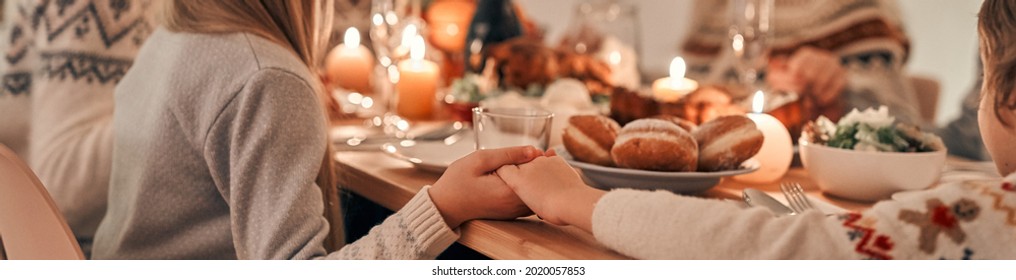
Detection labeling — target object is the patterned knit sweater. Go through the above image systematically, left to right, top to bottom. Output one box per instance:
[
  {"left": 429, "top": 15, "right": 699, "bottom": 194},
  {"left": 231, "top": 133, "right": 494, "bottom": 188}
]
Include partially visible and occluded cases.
[
  {"left": 0, "top": 0, "right": 154, "bottom": 256},
  {"left": 681, "top": 0, "right": 923, "bottom": 127},
  {"left": 92, "top": 28, "right": 458, "bottom": 259},
  {"left": 592, "top": 173, "right": 1016, "bottom": 259}
]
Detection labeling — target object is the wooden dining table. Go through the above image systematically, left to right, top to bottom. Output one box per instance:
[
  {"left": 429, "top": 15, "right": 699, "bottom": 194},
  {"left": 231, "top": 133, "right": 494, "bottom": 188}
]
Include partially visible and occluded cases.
[{"left": 331, "top": 121, "right": 998, "bottom": 260}]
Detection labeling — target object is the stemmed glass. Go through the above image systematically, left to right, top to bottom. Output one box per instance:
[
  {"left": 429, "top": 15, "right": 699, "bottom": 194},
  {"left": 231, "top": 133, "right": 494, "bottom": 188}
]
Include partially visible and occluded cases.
[
  {"left": 368, "top": 0, "right": 430, "bottom": 137},
  {"left": 559, "top": 0, "right": 642, "bottom": 90},
  {"left": 728, "top": 0, "right": 773, "bottom": 95}
]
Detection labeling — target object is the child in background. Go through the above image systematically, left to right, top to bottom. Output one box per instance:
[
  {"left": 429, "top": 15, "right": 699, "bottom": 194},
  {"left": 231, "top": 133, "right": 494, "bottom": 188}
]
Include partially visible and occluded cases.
[{"left": 496, "top": 0, "right": 1016, "bottom": 259}]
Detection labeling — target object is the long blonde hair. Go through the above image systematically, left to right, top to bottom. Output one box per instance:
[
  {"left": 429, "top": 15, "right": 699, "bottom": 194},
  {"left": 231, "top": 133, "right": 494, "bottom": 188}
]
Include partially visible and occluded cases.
[{"left": 161, "top": 0, "right": 345, "bottom": 250}]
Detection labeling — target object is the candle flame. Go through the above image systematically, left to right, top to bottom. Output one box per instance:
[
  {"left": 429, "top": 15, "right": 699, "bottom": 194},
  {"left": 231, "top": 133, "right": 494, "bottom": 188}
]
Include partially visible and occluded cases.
[
  {"left": 401, "top": 24, "right": 418, "bottom": 49},
  {"left": 344, "top": 27, "right": 360, "bottom": 49},
  {"left": 732, "top": 34, "right": 744, "bottom": 54},
  {"left": 410, "top": 35, "right": 426, "bottom": 60},
  {"left": 608, "top": 51, "right": 622, "bottom": 65},
  {"left": 669, "top": 57, "right": 687, "bottom": 88},
  {"left": 752, "top": 90, "right": 765, "bottom": 113}
]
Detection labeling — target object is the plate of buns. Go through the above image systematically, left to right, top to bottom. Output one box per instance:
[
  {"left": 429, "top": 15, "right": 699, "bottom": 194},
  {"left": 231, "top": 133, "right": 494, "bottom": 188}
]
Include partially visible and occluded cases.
[{"left": 558, "top": 114, "right": 762, "bottom": 193}]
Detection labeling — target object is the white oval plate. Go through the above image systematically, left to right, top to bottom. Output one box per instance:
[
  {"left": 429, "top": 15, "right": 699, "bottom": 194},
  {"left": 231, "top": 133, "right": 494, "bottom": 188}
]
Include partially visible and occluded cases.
[
  {"left": 381, "top": 131, "right": 475, "bottom": 173},
  {"left": 554, "top": 146, "right": 759, "bottom": 194}
]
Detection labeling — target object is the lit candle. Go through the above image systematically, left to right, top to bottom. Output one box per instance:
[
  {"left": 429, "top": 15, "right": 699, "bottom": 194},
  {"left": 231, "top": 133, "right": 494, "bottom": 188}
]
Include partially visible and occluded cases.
[
  {"left": 426, "top": 0, "right": 475, "bottom": 53},
  {"left": 396, "top": 24, "right": 419, "bottom": 59},
  {"left": 325, "top": 27, "right": 374, "bottom": 94},
  {"left": 396, "top": 36, "right": 440, "bottom": 120},
  {"left": 652, "top": 57, "right": 699, "bottom": 102},
  {"left": 734, "top": 90, "right": 793, "bottom": 184}
]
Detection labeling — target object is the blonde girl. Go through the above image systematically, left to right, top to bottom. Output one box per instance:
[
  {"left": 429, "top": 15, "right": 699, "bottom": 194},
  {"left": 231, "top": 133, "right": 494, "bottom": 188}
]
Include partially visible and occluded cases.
[{"left": 93, "top": 0, "right": 537, "bottom": 259}]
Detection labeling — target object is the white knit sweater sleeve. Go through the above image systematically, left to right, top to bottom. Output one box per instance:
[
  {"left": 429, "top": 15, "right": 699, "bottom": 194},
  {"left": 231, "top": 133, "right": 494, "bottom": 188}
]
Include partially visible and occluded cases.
[
  {"left": 205, "top": 69, "right": 457, "bottom": 260},
  {"left": 592, "top": 173, "right": 1016, "bottom": 259},
  {"left": 325, "top": 186, "right": 461, "bottom": 260},
  {"left": 592, "top": 189, "right": 855, "bottom": 259}
]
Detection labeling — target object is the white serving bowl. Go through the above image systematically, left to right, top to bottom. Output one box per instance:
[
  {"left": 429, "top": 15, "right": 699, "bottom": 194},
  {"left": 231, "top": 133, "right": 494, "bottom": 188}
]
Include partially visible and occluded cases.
[{"left": 799, "top": 140, "right": 946, "bottom": 202}]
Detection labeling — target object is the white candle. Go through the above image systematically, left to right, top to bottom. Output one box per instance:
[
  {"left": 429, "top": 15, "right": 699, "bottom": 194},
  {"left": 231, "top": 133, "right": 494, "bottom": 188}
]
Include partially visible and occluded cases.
[
  {"left": 325, "top": 27, "right": 374, "bottom": 94},
  {"left": 396, "top": 36, "right": 440, "bottom": 120},
  {"left": 652, "top": 57, "right": 699, "bottom": 102},
  {"left": 734, "top": 90, "right": 793, "bottom": 184}
]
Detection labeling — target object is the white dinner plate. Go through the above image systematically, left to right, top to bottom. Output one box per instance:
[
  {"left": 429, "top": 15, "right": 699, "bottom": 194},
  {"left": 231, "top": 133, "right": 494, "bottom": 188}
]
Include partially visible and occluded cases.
[
  {"left": 381, "top": 130, "right": 475, "bottom": 173},
  {"left": 554, "top": 146, "right": 760, "bottom": 194}
]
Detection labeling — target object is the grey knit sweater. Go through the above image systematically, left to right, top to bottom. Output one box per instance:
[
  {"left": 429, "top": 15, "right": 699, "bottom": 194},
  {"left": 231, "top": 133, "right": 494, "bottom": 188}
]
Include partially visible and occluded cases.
[{"left": 92, "top": 28, "right": 457, "bottom": 259}]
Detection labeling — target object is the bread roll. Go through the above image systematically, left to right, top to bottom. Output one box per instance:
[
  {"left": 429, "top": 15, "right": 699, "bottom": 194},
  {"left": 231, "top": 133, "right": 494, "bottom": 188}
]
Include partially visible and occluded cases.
[
  {"left": 650, "top": 114, "right": 698, "bottom": 132},
  {"left": 563, "top": 115, "right": 621, "bottom": 166},
  {"left": 693, "top": 115, "right": 764, "bottom": 171},
  {"left": 611, "top": 119, "right": 698, "bottom": 172}
]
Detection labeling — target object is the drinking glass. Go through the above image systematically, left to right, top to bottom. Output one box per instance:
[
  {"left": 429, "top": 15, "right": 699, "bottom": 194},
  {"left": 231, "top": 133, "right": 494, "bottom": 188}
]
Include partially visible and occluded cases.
[
  {"left": 559, "top": 0, "right": 642, "bottom": 90},
  {"left": 729, "top": 0, "right": 773, "bottom": 92},
  {"left": 472, "top": 107, "right": 553, "bottom": 150}
]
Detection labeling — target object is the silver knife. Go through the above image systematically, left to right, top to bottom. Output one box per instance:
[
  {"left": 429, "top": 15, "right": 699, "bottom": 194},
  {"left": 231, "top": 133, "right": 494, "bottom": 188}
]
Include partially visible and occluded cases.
[{"left": 742, "top": 188, "right": 796, "bottom": 216}]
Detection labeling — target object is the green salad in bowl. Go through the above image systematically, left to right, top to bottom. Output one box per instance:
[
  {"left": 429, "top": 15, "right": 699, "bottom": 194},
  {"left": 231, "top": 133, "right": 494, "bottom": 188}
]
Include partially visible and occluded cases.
[
  {"left": 799, "top": 106, "right": 947, "bottom": 202},
  {"left": 803, "top": 106, "right": 944, "bottom": 153}
]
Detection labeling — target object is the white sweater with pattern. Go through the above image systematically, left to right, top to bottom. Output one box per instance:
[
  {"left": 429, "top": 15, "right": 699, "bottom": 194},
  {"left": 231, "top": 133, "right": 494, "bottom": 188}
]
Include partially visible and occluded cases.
[
  {"left": 0, "top": 0, "right": 154, "bottom": 256},
  {"left": 592, "top": 173, "right": 1016, "bottom": 259}
]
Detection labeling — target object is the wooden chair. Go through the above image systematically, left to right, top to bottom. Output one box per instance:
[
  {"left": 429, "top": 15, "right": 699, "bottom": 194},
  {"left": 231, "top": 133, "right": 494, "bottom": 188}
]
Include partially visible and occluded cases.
[
  {"left": 910, "top": 75, "right": 941, "bottom": 123},
  {"left": 0, "top": 144, "right": 84, "bottom": 260}
]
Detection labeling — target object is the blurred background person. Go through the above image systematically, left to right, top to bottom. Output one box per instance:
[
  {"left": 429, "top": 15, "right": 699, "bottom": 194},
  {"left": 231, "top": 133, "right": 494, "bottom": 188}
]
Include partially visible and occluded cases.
[
  {"left": 0, "top": 0, "right": 155, "bottom": 257},
  {"left": 681, "top": 0, "right": 923, "bottom": 128}
]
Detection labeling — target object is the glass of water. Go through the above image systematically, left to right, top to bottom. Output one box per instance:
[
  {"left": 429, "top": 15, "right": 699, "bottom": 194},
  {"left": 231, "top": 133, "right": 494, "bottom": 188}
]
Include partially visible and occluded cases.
[{"left": 472, "top": 107, "right": 554, "bottom": 150}]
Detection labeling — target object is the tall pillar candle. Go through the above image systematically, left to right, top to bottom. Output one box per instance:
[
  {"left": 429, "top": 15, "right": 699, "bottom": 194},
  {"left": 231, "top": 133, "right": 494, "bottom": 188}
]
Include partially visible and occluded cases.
[{"left": 396, "top": 36, "right": 440, "bottom": 119}]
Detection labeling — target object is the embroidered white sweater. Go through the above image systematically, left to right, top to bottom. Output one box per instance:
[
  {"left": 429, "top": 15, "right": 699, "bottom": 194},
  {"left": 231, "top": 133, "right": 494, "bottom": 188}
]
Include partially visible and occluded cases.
[
  {"left": 0, "top": 0, "right": 154, "bottom": 256},
  {"left": 92, "top": 29, "right": 458, "bottom": 259},
  {"left": 592, "top": 173, "right": 1016, "bottom": 259}
]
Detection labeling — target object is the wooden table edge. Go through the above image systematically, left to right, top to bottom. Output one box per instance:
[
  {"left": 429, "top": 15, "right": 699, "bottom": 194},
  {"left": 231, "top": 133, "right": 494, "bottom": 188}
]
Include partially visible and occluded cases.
[{"left": 334, "top": 151, "right": 631, "bottom": 260}]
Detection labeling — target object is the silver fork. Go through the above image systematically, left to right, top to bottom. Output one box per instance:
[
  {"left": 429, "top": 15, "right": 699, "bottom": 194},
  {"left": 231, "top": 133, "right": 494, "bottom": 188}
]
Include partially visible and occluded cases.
[{"left": 780, "top": 183, "right": 815, "bottom": 214}]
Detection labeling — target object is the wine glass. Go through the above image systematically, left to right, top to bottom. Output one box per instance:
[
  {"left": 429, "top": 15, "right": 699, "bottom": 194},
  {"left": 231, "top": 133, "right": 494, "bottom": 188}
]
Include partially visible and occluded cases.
[
  {"left": 367, "top": 0, "right": 441, "bottom": 137},
  {"left": 367, "top": 0, "right": 412, "bottom": 134},
  {"left": 559, "top": 0, "right": 642, "bottom": 90},
  {"left": 729, "top": 0, "right": 773, "bottom": 94}
]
